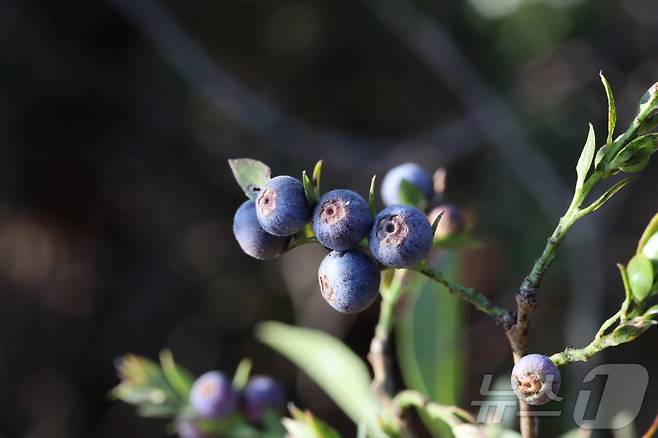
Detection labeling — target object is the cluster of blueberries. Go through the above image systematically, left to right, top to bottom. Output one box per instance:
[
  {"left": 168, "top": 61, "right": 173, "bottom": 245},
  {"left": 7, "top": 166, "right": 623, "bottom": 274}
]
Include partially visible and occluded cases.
[
  {"left": 232, "top": 161, "right": 565, "bottom": 407},
  {"left": 233, "top": 162, "right": 464, "bottom": 313},
  {"left": 177, "top": 372, "right": 284, "bottom": 438}
]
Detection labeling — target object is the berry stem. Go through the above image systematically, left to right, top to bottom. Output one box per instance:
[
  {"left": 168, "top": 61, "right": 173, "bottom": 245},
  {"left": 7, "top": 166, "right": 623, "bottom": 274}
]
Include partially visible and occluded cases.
[
  {"left": 413, "top": 261, "right": 508, "bottom": 320},
  {"left": 369, "top": 269, "right": 408, "bottom": 401},
  {"left": 549, "top": 307, "right": 657, "bottom": 367}
]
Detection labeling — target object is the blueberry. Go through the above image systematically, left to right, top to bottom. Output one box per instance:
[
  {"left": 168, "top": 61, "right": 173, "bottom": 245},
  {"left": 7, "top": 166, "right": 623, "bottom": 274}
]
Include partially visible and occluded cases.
[
  {"left": 381, "top": 163, "right": 433, "bottom": 207},
  {"left": 256, "top": 176, "right": 310, "bottom": 236},
  {"left": 312, "top": 189, "right": 372, "bottom": 251},
  {"left": 233, "top": 200, "right": 289, "bottom": 259},
  {"left": 428, "top": 204, "right": 465, "bottom": 239},
  {"left": 369, "top": 205, "right": 433, "bottom": 268},
  {"left": 318, "top": 250, "right": 381, "bottom": 313},
  {"left": 511, "top": 354, "right": 561, "bottom": 406},
  {"left": 190, "top": 371, "right": 237, "bottom": 419},
  {"left": 242, "top": 375, "right": 285, "bottom": 424},
  {"left": 176, "top": 418, "right": 209, "bottom": 438}
]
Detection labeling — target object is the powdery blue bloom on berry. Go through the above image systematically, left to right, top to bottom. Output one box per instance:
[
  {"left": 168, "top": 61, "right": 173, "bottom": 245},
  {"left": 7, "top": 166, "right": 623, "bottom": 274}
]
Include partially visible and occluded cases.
[
  {"left": 381, "top": 163, "right": 433, "bottom": 207},
  {"left": 256, "top": 176, "right": 310, "bottom": 236},
  {"left": 312, "top": 189, "right": 372, "bottom": 251},
  {"left": 233, "top": 200, "right": 289, "bottom": 260},
  {"left": 369, "top": 205, "right": 433, "bottom": 268},
  {"left": 318, "top": 250, "right": 380, "bottom": 313},
  {"left": 511, "top": 354, "right": 561, "bottom": 406},
  {"left": 190, "top": 371, "right": 237, "bottom": 419},
  {"left": 242, "top": 376, "right": 285, "bottom": 424},
  {"left": 176, "top": 418, "right": 209, "bottom": 438}
]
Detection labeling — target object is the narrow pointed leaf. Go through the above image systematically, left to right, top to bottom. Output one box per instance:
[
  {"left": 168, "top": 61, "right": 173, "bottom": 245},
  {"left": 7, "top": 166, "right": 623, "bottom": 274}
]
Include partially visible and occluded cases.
[
  {"left": 600, "top": 73, "right": 616, "bottom": 145},
  {"left": 576, "top": 124, "right": 596, "bottom": 190},
  {"left": 610, "top": 134, "right": 658, "bottom": 171},
  {"left": 594, "top": 145, "right": 608, "bottom": 170},
  {"left": 228, "top": 158, "right": 271, "bottom": 200},
  {"left": 312, "top": 160, "right": 323, "bottom": 195},
  {"left": 302, "top": 170, "right": 319, "bottom": 206},
  {"left": 368, "top": 175, "right": 377, "bottom": 218},
  {"left": 580, "top": 177, "right": 632, "bottom": 215},
  {"left": 431, "top": 211, "right": 444, "bottom": 237},
  {"left": 637, "top": 212, "right": 658, "bottom": 254},
  {"left": 159, "top": 350, "right": 195, "bottom": 400},
  {"left": 232, "top": 358, "right": 253, "bottom": 390}
]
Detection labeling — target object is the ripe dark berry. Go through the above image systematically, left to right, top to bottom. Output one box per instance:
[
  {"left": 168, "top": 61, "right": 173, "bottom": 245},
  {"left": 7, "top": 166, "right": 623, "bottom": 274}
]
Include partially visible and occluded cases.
[
  {"left": 381, "top": 163, "right": 433, "bottom": 207},
  {"left": 256, "top": 176, "right": 310, "bottom": 236},
  {"left": 312, "top": 189, "right": 372, "bottom": 251},
  {"left": 233, "top": 201, "right": 289, "bottom": 259},
  {"left": 428, "top": 204, "right": 465, "bottom": 239},
  {"left": 369, "top": 205, "right": 433, "bottom": 268},
  {"left": 318, "top": 250, "right": 380, "bottom": 313},
  {"left": 511, "top": 354, "right": 561, "bottom": 406},
  {"left": 189, "top": 371, "right": 237, "bottom": 419},
  {"left": 242, "top": 376, "right": 285, "bottom": 424}
]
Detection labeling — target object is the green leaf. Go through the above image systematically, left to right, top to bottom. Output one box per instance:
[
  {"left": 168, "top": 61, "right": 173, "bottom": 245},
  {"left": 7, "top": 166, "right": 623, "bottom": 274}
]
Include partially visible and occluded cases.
[
  {"left": 600, "top": 72, "right": 617, "bottom": 145},
  {"left": 576, "top": 123, "right": 596, "bottom": 191},
  {"left": 610, "top": 133, "right": 658, "bottom": 172},
  {"left": 594, "top": 145, "right": 608, "bottom": 170},
  {"left": 228, "top": 158, "right": 271, "bottom": 200},
  {"left": 312, "top": 160, "right": 323, "bottom": 195},
  {"left": 302, "top": 170, "right": 319, "bottom": 206},
  {"left": 369, "top": 175, "right": 377, "bottom": 218},
  {"left": 580, "top": 177, "right": 632, "bottom": 215},
  {"left": 398, "top": 179, "right": 428, "bottom": 211},
  {"left": 431, "top": 211, "right": 444, "bottom": 237},
  {"left": 637, "top": 213, "right": 658, "bottom": 254},
  {"left": 642, "top": 233, "right": 658, "bottom": 263},
  {"left": 627, "top": 253, "right": 654, "bottom": 302},
  {"left": 396, "top": 254, "right": 464, "bottom": 436},
  {"left": 256, "top": 322, "right": 384, "bottom": 437},
  {"left": 159, "top": 350, "right": 195, "bottom": 400},
  {"left": 112, "top": 354, "right": 183, "bottom": 417},
  {"left": 232, "top": 358, "right": 253, "bottom": 391},
  {"left": 283, "top": 405, "right": 342, "bottom": 438}
]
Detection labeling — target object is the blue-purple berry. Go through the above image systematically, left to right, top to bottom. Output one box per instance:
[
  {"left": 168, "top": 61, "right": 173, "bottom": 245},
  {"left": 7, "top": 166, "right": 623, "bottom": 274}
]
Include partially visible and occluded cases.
[
  {"left": 381, "top": 163, "right": 433, "bottom": 207},
  {"left": 256, "top": 176, "right": 310, "bottom": 236},
  {"left": 312, "top": 189, "right": 372, "bottom": 251},
  {"left": 233, "top": 201, "right": 290, "bottom": 260},
  {"left": 369, "top": 205, "right": 433, "bottom": 268},
  {"left": 318, "top": 250, "right": 381, "bottom": 313},
  {"left": 511, "top": 354, "right": 561, "bottom": 406},
  {"left": 190, "top": 371, "right": 237, "bottom": 419},
  {"left": 242, "top": 376, "right": 285, "bottom": 424},
  {"left": 176, "top": 418, "right": 209, "bottom": 438}
]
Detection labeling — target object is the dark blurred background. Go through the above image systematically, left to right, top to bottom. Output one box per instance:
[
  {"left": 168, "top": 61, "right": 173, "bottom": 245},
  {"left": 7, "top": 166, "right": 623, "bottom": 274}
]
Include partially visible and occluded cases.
[{"left": 0, "top": 0, "right": 657, "bottom": 437}]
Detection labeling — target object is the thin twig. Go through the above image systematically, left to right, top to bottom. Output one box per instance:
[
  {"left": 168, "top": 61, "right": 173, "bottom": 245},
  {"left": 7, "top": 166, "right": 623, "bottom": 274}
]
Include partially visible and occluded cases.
[
  {"left": 413, "top": 261, "right": 509, "bottom": 322},
  {"left": 368, "top": 269, "right": 408, "bottom": 400}
]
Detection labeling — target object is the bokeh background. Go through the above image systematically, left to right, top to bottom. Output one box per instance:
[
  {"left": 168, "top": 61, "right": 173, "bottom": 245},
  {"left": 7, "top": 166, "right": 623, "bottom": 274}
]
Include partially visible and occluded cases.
[{"left": 0, "top": 0, "right": 657, "bottom": 437}]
